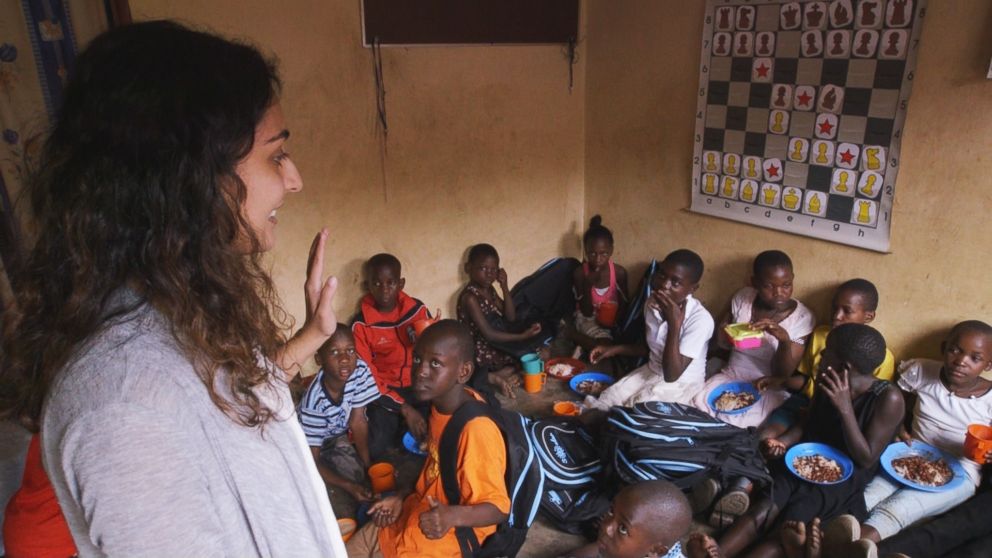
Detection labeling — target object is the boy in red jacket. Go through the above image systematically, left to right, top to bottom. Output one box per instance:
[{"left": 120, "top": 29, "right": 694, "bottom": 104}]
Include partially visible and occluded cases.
[{"left": 352, "top": 253, "right": 433, "bottom": 459}]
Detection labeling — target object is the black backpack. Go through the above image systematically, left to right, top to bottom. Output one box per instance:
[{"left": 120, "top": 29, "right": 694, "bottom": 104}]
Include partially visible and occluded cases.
[
  {"left": 438, "top": 399, "right": 544, "bottom": 558},
  {"left": 602, "top": 401, "right": 772, "bottom": 491}
]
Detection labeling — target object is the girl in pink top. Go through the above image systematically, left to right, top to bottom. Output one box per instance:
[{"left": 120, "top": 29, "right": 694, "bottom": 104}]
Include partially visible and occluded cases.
[{"left": 571, "top": 215, "right": 629, "bottom": 354}]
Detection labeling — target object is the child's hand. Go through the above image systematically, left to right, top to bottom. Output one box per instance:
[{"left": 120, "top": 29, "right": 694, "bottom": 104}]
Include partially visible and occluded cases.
[
  {"left": 497, "top": 268, "right": 510, "bottom": 290},
  {"left": 654, "top": 290, "right": 685, "bottom": 326},
  {"left": 750, "top": 319, "right": 790, "bottom": 343},
  {"left": 523, "top": 322, "right": 542, "bottom": 338},
  {"left": 589, "top": 345, "right": 618, "bottom": 364},
  {"left": 819, "top": 366, "right": 854, "bottom": 415},
  {"left": 488, "top": 372, "right": 517, "bottom": 399},
  {"left": 753, "top": 376, "right": 783, "bottom": 392},
  {"left": 401, "top": 404, "right": 428, "bottom": 441},
  {"left": 896, "top": 426, "right": 913, "bottom": 445},
  {"left": 761, "top": 438, "right": 787, "bottom": 459},
  {"left": 984, "top": 449, "right": 992, "bottom": 465},
  {"left": 345, "top": 482, "right": 373, "bottom": 503},
  {"left": 369, "top": 494, "right": 403, "bottom": 527},
  {"left": 419, "top": 495, "right": 454, "bottom": 539}
]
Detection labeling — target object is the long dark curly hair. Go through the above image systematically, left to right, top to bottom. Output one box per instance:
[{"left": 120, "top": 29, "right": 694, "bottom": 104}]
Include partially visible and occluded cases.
[{"left": 1, "top": 21, "right": 291, "bottom": 431}]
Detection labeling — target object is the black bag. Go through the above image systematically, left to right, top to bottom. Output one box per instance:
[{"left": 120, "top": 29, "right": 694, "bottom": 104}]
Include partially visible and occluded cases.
[
  {"left": 510, "top": 257, "right": 581, "bottom": 338},
  {"left": 612, "top": 259, "right": 657, "bottom": 372},
  {"left": 439, "top": 399, "right": 544, "bottom": 558},
  {"left": 602, "top": 401, "right": 772, "bottom": 491}
]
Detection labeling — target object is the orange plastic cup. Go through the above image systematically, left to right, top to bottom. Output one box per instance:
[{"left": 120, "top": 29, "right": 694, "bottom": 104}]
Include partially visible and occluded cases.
[
  {"left": 596, "top": 301, "right": 619, "bottom": 327},
  {"left": 523, "top": 372, "right": 546, "bottom": 394},
  {"left": 553, "top": 401, "right": 581, "bottom": 416},
  {"left": 964, "top": 424, "right": 992, "bottom": 464},
  {"left": 368, "top": 462, "right": 396, "bottom": 494},
  {"left": 338, "top": 518, "right": 357, "bottom": 542}
]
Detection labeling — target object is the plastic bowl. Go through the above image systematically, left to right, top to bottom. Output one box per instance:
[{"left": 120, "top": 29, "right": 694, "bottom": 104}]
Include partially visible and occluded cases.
[
  {"left": 546, "top": 357, "right": 586, "bottom": 380},
  {"left": 569, "top": 372, "right": 614, "bottom": 396},
  {"left": 706, "top": 381, "right": 761, "bottom": 415},
  {"left": 553, "top": 401, "right": 582, "bottom": 416},
  {"left": 402, "top": 431, "right": 427, "bottom": 456},
  {"left": 880, "top": 441, "right": 967, "bottom": 493},
  {"left": 785, "top": 442, "right": 854, "bottom": 485}
]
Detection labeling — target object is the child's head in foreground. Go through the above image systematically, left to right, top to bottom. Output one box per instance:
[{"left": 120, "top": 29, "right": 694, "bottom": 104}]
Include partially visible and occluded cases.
[
  {"left": 583, "top": 215, "right": 615, "bottom": 271},
  {"left": 464, "top": 243, "right": 500, "bottom": 287},
  {"left": 651, "top": 249, "right": 704, "bottom": 306},
  {"left": 751, "top": 250, "right": 795, "bottom": 311},
  {"left": 364, "top": 253, "right": 404, "bottom": 311},
  {"left": 830, "top": 278, "right": 879, "bottom": 328},
  {"left": 411, "top": 320, "right": 476, "bottom": 403},
  {"left": 941, "top": 320, "right": 992, "bottom": 381},
  {"left": 819, "top": 323, "right": 886, "bottom": 379},
  {"left": 316, "top": 325, "right": 358, "bottom": 385},
  {"left": 597, "top": 480, "right": 691, "bottom": 558}
]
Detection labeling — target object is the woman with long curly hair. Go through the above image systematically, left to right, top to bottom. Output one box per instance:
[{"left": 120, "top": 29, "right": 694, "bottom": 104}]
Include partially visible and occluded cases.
[{"left": 0, "top": 21, "right": 348, "bottom": 556}]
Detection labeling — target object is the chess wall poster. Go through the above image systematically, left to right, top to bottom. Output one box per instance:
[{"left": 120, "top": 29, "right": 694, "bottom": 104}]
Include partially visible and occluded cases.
[{"left": 689, "top": 0, "right": 927, "bottom": 252}]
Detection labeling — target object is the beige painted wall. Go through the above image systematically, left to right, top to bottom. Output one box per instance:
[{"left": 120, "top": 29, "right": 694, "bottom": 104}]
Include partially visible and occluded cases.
[
  {"left": 585, "top": 0, "right": 992, "bottom": 361},
  {"left": 131, "top": 1, "right": 586, "bottom": 372}
]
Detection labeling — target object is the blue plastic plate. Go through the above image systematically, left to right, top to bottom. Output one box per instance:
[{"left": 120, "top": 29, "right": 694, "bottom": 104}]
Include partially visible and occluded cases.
[
  {"left": 569, "top": 372, "right": 614, "bottom": 395},
  {"left": 706, "top": 381, "right": 761, "bottom": 415},
  {"left": 402, "top": 431, "right": 426, "bottom": 456},
  {"left": 881, "top": 441, "right": 967, "bottom": 493},
  {"left": 785, "top": 443, "right": 854, "bottom": 485}
]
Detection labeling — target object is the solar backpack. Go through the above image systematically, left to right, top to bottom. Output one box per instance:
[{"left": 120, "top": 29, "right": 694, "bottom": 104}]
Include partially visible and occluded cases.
[{"left": 602, "top": 401, "right": 772, "bottom": 491}]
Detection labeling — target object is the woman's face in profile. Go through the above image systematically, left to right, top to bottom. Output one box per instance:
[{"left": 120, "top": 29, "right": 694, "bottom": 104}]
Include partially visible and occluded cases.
[{"left": 235, "top": 102, "right": 303, "bottom": 252}]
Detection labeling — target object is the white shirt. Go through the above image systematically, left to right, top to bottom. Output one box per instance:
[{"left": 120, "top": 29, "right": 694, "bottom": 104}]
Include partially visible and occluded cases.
[{"left": 645, "top": 294, "right": 715, "bottom": 385}]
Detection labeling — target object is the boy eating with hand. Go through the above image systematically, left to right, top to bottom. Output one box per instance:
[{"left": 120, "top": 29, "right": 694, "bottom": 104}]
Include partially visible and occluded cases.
[{"left": 346, "top": 320, "right": 509, "bottom": 558}]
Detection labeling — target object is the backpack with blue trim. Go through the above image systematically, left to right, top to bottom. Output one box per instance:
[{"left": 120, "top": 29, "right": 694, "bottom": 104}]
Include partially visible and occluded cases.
[
  {"left": 438, "top": 398, "right": 544, "bottom": 558},
  {"left": 602, "top": 401, "right": 772, "bottom": 490}
]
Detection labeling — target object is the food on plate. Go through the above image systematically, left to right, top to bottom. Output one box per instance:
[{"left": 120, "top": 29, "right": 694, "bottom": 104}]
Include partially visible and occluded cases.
[
  {"left": 548, "top": 363, "right": 575, "bottom": 377},
  {"left": 577, "top": 379, "right": 608, "bottom": 396},
  {"left": 714, "top": 390, "right": 756, "bottom": 411},
  {"left": 793, "top": 454, "right": 843, "bottom": 483},
  {"left": 892, "top": 455, "right": 953, "bottom": 487}
]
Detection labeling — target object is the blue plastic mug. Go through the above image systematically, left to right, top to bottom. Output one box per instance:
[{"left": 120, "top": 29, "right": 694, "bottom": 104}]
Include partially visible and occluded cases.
[{"left": 520, "top": 353, "right": 544, "bottom": 374}]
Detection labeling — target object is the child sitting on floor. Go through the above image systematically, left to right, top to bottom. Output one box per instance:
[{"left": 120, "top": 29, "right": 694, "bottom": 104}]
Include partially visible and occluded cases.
[
  {"left": 571, "top": 215, "right": 629, "bottom": 354},
  {"left": 457, "top": 243, "right": 545, "bottom": 398},
  {"left": 582, "top": 249, "right": 714, "bottom": 415},
  {"left": 693, "top": 249, "right": 816, "bottom": 429},
  {"left": 352, "top": 253, "right": 432, "bottom": 457},
  {"left": 759, "top": 278, "right": 895, "bottom": 440},
  {"left": 345, "top": 320, "right": 510, "bottom": 558},
  {"left": 828, "top": 320, "right": 992, "bottom": 551},
  {"left": 693, "top": 324, "right": 904, "bottom": 558},
  {"left": 298, "top": 325, "right": 381, "bottom": 519},
  {"left": 563, "top": 480, "right": 693, "bottom": 558}
]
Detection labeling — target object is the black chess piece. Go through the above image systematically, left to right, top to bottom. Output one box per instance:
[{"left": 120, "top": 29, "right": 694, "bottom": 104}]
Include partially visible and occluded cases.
[
  {"left": 891, "top": 0, "right": 908, "bottom": 26},
  {"left": 833, "top": 2, "right": 850, "bottom": 25},
  {"left": 861, "top": 2, "right": 877, "bottom": 26},
  {"left": 783, "top": 4, "right": 799, "bottom": 28},
  {"left": 807, "top": 4, "right": 824, "bottom": 27},
  {"left": 718, "top": 7, "right": 731, "bottom": 29},
  {"left": 738, "top": 7, "right": 752, "bottom": 29},
  {"left": 855, "top": 32, "right": 872, "bottom": 56},
  {"left": 805, "top": 33, "right": 820, "bottom": 55},
  {"left": 830, "top": 33, "right": 845, "bottom": 55},
  {"left": 884, "top": 33, "right": 900, "bottom": 55},
  {"left": 716, "top": 34, "right": 728, "bottom": 55},
  {"left": 737, "top": 34, "right": 749, "bottom": 55},
  {"left": 758, "top": 34, "right": 771, "bottom": 55},
  {"left": 775, "top": 86, "right": 787, "bottom": 107},
  {"left": 822, "top": 88, "right": 837, "bottom": 111}
]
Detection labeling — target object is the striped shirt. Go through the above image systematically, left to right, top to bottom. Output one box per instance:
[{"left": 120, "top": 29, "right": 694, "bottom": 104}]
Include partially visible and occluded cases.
[{"left": 298, "top": 359, "right": 380, "bottom": 446}]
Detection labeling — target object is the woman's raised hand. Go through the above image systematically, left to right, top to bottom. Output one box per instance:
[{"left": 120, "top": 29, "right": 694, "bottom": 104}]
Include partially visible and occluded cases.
[{"left": 305, "top": 228, "right": 338, "bottom": 337}]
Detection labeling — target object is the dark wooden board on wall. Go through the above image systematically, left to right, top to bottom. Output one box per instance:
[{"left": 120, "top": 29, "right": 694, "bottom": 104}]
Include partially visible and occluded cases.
[{"left": 361, "top": 0, "right": 579, "bottom": 46}]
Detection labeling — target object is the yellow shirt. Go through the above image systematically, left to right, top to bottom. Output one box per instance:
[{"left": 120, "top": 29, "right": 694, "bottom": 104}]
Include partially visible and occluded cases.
[{"left": 797, "top": 324, "right": 895, "bottom": 399}]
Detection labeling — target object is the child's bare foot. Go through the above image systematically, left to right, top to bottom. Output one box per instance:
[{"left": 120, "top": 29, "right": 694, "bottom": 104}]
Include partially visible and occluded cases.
[
  {"left": 488, "top": 372, "right": 517, "bottom": 399},
  {"left": 805, "top": 518, "right": 822, "bottom": 558},
  {"left": 780, "top": 521, "right": 806, "bottom": 558},
  {"left": 685, "top": 533, "right": 722, "bottom": 558}
]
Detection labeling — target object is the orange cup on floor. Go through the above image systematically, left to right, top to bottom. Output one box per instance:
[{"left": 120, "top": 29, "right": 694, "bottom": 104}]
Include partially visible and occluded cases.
[
  {"left": 596, "top": 301, "right": 619, "bottom": 328},
  {"left": 523, "top": 372, "right": 546, "bottom": 394},
  {"left": 553, "top": 401, "right": 581, "bottom": 416},
  {"left": 964, "top": 424, "right": 992, "bottom": 464},
  {"left": 368, "top": 462, "right": 396, "bottom": 494},
  {"left": 338, "top": 518, "right": 357, "bottom": 542}
]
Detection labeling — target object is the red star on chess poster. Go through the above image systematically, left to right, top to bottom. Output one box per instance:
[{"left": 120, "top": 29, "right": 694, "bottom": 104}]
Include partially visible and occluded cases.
[
  {"left": 756, "top": 62, "right": 770, "bottom": 77},
  {"left": 797, "top": 91, "right": 813, "bottom": 106},
  {"left": 818, "top": 119, "right": 835, "bottom": 135},
  {"left": 839, "top": 149, "right": 856, "bottom": 164},
  {"left": 766, "top": 163, "right": 780, "bottom": 177}
]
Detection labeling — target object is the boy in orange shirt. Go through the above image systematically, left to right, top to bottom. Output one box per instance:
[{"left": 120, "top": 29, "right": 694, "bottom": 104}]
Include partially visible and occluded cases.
[
  {"left": 352, "top": 253, "right": 433, "bottom": 459},
  {"left": 346, "top": 320, "right": 509, "bottom": 558}
]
